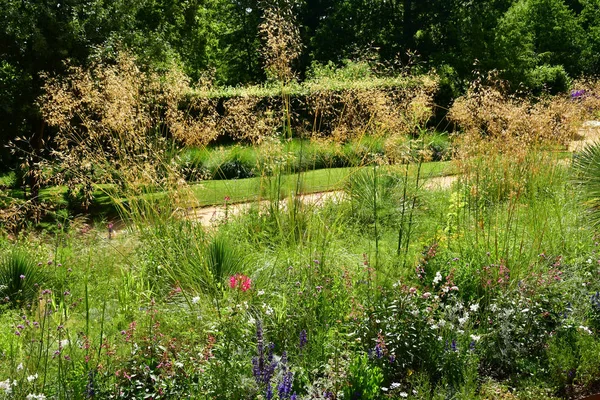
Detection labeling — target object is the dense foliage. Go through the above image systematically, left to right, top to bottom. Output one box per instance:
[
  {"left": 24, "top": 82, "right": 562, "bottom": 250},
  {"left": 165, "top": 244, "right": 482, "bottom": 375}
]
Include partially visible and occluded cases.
[{"left": 2, "top": 0, "right": 600, "bottom": 167}]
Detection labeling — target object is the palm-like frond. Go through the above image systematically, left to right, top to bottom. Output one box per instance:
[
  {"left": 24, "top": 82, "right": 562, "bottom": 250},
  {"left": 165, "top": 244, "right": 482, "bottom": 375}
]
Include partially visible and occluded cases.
[{"left": 572, "top": 142, "right": 600, "bottom": 227}]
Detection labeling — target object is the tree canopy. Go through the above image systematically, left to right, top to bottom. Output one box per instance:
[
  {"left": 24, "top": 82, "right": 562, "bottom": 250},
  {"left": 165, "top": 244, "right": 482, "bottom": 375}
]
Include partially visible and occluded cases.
[{"left": 1, "top": 0, "right": 599, "bottom": 167}]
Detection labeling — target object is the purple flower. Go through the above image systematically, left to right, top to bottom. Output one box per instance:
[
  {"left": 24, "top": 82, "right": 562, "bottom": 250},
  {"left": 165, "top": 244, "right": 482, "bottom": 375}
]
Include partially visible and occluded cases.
[
  {"left": 571, "top": 89, "right": 586, "bottom": 99},
  {"left": 19, "top": 275, "right": 25, "bottom": 279},
  {"left": 252, "top": 320, "right": 277, "bottom": 391},
  {"left": 299, "top": 330, "right": 307, "bottom": 350},
  {"left": 451, "top": 339, "right": 457, "bottom": 352},
  {"left": 375, "top": 343, "right": 383, "bottom": 359},
  {"left": 278, "top": 371, "right": 294, "bottom": 399}
]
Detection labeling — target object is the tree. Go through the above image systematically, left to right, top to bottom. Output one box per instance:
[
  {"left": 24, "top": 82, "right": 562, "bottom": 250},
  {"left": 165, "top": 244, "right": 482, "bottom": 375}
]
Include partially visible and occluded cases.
[{"left": 495, "top": 0, "right": 587, "bottom": 89}]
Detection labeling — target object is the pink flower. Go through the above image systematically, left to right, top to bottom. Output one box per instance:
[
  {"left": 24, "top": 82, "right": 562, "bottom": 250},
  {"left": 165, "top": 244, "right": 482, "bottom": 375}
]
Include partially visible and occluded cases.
[
  {"left": 229, "top": 274, "right": 252, "bottom": 292},
  {"left": 409, "top": 287, "right": 417, "bottom": 294},
  {"left": 422, "top": 292, "right": 431, "bottom": 299}
]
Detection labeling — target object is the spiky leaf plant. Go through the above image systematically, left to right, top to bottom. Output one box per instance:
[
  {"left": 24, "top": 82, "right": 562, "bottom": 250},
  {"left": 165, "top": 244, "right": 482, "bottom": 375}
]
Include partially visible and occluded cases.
[
  {"left": 572, "top": 142, "right": 600, "bottom": 227},
  {"left": 199, "top": 235, "right": 243, "bottom": 295},
  {"left": 0, "top": 250, "right": 44, "bottom": 309}
]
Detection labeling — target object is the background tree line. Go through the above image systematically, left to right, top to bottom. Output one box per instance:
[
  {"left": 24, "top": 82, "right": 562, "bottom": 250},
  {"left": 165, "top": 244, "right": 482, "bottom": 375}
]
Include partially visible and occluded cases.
[{"left": 1, "top": 0, "right": 599, "bottom": 169}]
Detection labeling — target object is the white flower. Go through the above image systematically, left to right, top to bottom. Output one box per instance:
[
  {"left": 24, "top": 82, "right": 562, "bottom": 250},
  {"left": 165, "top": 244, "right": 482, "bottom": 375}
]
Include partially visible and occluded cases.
[
  {"left": 587, "top": 258, "right": 593, "bottom": 264},
  {"left": 433, "top": 271, "right": 442, "bottom": 285},
  {"left": 257, "top": 290, "right": 265, "bottom": 296},
  {"left": 191, "top": 296, "right": 200, "bottom": 304},
  {"left": 262, "top": 303, "right": 273, "bottom": 315},
  {"left": 490, "top": 303, "right": 498, "bottom": 312},
  {"left": 469, "top": 304, "right": 479, "bottom": 312},
  {"left": 521, "top": 308, "right": 530, "bottom": 313},
  {"left": 458, "top": 316, "right": 468, "bottom": 325},
  {"left": 438, "top": 319, "right": 446, "bottom": 327},
  {"left": 430, "top": 325, "right": 438, "bottom": 330},
  {"left": 579, "top": 325, "right": 593, "bottom": 335},
  {"left": 470, "top": 334, "right": 481, "bottom": 342},
  {"left": 60, "top": 339, "right": 69, "bottom": 348},
  {"left": 174, "top": 362, "right": 184, "bottom": 368},
  {"left": 17, "top": 363, "right": 23, "bottom": 371},
  {"left": 26, "top": 374, "right": 38, "bottom": 383},
  {"left": 0, "top": 379, "right": 12, "bottom": 394},
  {"left": 390, "top": 382, "right": 401, "bottom": 389},
  {"left": 381, "top": 387, "right": 388, "bottom": 392},
  {"left": 400, "top": 392, "right": 409, "bottom": 398},
  {"left": 26, "top": 394, "right": 46, "bottom": 400}
]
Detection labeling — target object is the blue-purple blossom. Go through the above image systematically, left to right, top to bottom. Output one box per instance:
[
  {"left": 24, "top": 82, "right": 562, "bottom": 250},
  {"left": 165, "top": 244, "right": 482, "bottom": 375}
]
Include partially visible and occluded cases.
[
  {"left": 571, "top": 89, "right": 586, "bottom": 99},
  {"left": 252, "top": 320, "right": 278, "bottom": 398},
  {"left": 299, "top": 330, "right": 307, "bottom": 349},
  {"left": 375, "top": 343, "right": 383, "bottom": 359},
  {"left": 278, "top": 371, "right": 294, "bottom": 399}
]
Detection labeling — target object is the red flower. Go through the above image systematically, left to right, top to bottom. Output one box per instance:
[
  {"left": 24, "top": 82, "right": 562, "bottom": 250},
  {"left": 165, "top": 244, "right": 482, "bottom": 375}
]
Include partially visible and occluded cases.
[{"left": 229, "top": 274, "right": 251, "bottom": 292}]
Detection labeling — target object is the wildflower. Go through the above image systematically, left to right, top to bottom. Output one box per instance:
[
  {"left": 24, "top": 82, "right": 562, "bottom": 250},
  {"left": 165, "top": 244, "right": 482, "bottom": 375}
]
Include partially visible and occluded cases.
[
  {"left": 571, "top": 89, "right": 586, "bottom": 99},
  {"left": 433, "top": 271, "right": 442, "bottom": 285},
  {"left": 229, "top": 274, "right": 252, "bottom": 292},
  {"left": 20, "top": 275, "right": 25, "bottom": 280},
  {"left": 409, "top": 287, "right": 417, "bottom": 294},
  {"left": 257, "top": 290, "right": 265, "bottom": 296},
  {"left": 422, "top": 292, "right": 431, "bottom": 299},
  {"left": 191, "top": 296, "right": 200, "bottom": 304},
  {"left": 469, "top": 304, "right": 479, "bottom": 312},
  {"left": 252, "top": 320, "right": 277, "bottom": 390},
  {"left": 579, "top": 325, "right": 593, "bottom": 335},
  {"left": 299, "top": 330, "right": 307, "bottom": 349},
  {"left": 470, "top": 334, "right": 481, "bottom": 342},
  {"left": 451, "top": 339, "right": 457, "bottom": 352},
  {"left": 374, "top": 343, "right": 383, "bottom": 359},
  {"left": 277, "top": 353, "right": 294, "bottom": 399},
  {"left": 17, "top": 363, "right": 23, "bottom": 371},
  {"left": 27, "top": 374, "right": 38, "bottom": 383},
  {"left": 0, "top": 379, "right": 12, "bottom": 394},
  {"left": 390, "top": 382, "right": 401, "bottom": 390},
  {"left": 400, "top": 392, "right": 408, "bottom": 398},
  {"left": 26, "top": 394, "right": 46, "bottom": 400}
]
